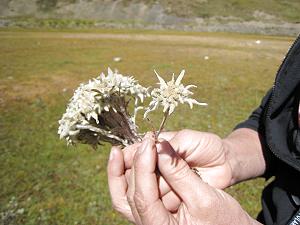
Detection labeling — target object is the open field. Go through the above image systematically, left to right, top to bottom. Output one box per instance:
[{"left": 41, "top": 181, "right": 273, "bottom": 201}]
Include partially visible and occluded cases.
[{"left": 0, "top": 29, "right": 295, "bottom": 224}]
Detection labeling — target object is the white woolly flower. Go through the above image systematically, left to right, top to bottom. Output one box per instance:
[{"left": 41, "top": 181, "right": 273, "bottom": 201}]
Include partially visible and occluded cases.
[
  {"left": 58, "top": 67, "right": 208, "bottom": 148},
  {"left": 58, "top": 68, "right": 148, "bottom": 147},
  {"left": 144, "top": 69, "right": 207, "bottom": 118}
]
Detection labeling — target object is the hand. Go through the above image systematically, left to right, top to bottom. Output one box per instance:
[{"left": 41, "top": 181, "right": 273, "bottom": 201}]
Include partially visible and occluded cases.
[
  {"left": 123, "top": 129, "right": 232, "bottom": 193},
  {"left": 124, "top": 129, "right": 233, "bottom": 189},
  {"left": 107, "top": 130, "right": 233, "bottom": 221},
  {"left": 123, "top": 136, "right": 261, "bottom": 225}
]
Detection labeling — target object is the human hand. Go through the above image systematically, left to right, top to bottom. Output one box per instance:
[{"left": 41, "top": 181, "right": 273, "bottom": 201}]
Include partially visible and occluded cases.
[
  {"left": 124, "top": 129, "right": 233, "bottom": 189},
  {"left": 107, "top": 130, "right": 233, "bottom": 221},
  {"left": 108, "top": 132, "right": 181, "bottom": 223},
  {"left": 123, "top": 135, "right": 261, "bottom": 225}
]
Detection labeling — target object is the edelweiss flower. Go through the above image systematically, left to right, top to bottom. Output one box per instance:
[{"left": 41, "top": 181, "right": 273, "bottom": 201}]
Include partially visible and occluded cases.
[
  {"left": 58, "top": 68, "right": 148, "bottom": 147},
  {"left": 58, "top": 68, "right": 208, "bottom": 148},
  {"left": 144, "top": 69, "right": 207, "bottom": 118}
]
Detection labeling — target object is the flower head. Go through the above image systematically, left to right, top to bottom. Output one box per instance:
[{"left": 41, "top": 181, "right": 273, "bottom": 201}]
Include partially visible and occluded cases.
[
  {"left": 58, "top": 68, "right": 148, "bottom": 147},
  {"left": 58, "top": 68, "right": 207, "bottom": 148},
  {"left": 144, "top": 69, "right": 207, "bottom": 118}
]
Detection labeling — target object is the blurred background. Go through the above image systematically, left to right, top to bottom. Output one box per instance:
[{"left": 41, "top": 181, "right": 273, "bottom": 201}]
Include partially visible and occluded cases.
[{"left": 0, "top": 0, "right": 299, "bottom": 224}]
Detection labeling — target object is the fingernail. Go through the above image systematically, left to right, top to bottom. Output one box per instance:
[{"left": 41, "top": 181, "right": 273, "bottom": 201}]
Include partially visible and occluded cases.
[
  {"left": 156, "top": 142, "right": 163, "bottom": 153},
  {"left": 109, "top": 148, "right": 116, "bottom": 161}
]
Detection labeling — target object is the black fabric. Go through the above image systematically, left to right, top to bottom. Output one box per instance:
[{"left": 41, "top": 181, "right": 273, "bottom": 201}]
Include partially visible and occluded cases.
[
  {"left": 235, "top": 35, "right": 300, "bottom": 225},
  {"left": 259, "top": 162, "right": 300, "bottom": 225}
]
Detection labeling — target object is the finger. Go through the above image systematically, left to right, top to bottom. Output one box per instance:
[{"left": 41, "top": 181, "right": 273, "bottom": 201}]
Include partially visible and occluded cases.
[
  {"left": 167, "top": 129, "right": 199, "bottom": 159},
  {"left": 168, "top": 130, "right": 224, "bottom": 167},
  {"left": 123, "top": 131, "right": 177, "bottom": 170},
  {"left": 158, "top": 131, "right": 177, "bottom": 141},
  {"left": 133, "top": 133, "right": 172, "bottom": 224},
  {"left": 157, "top": 140, "right": 215, "bottom": 211},
  {"left": 123, "top": 142, "right": 141, "bottom": 169},
  {"left": 107, "top": 146, "right": 133, "bottom": 221},
  {"left": 127, "top": 165, "right": 143, "bottom": 225},
  {"left": 192, "top": 165, "right": 232, "bottom": 189},
  {"left": 126, "top": 166, "right": 174, "bottom": 224},
  {"left": 125, "top": 169, "right": 131, "bottom": 184},
  {"left": 127, "top": 169, "right": 172, "bottom": 198},
  {"left": 157, "top": 175, "right": 172, "bottom": 196},
  {"left": 161, "top": 190, "right": 181, "bottom": 213}
]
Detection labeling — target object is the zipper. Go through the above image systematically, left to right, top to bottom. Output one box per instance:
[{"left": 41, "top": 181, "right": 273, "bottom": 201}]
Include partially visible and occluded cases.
[
  {"left": 265, "top": 34, "right": 300, "bottom": 165},
  {"left": 287, "top": 208, "right": 300, "bottom": 225}
]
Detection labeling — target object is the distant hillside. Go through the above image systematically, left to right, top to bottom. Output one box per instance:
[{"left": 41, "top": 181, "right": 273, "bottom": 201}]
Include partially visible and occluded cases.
[{"left": 1, "top": 0, "right": 300, "bottom": 35}]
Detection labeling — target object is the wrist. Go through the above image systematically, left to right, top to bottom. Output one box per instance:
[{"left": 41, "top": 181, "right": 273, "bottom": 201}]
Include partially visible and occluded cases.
[
  {"left": 222, "top": 128, "right": 266, "bottom": 186},
  {"left": 222, "top": 138, "right": 240, "bottom": 186}
]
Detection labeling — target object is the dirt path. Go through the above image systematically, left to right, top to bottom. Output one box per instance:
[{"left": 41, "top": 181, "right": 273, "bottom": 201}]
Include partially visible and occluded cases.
[{"left": 0, "top": 31, "right": 294, "bottom": 51}]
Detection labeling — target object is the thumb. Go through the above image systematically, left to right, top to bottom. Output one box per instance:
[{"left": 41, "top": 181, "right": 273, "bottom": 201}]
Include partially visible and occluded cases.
[
  {"left": 132, "top": 133, "right": 171, "bottom": 225},
  {"left": 157, "top": 140, "right": 216, "bottom": 211}
]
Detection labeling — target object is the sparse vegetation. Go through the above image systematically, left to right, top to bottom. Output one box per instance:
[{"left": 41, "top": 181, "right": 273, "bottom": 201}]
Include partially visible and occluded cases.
[
  {"left": 1, "top": 0, "right": 300, "bottom": 36},
  {"left": 2, "top": 0, "right": 300, "bottom": 23},
  {"left": 36, "top": 0, "right": 58, "bottom": 12},
  {"left": 165, "top": 0, "right": 300, "bottom": 22}
]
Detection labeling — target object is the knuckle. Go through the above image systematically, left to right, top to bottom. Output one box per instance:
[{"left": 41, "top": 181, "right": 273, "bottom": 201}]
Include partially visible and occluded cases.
[
  {"left": 125, "top": 169, "right": 131, "bottom": 182},
  {"left": 126, "top": 184, "right": 135, "bottom": 208},
  {"left": 133, "top": 191, "right": 148, "bottom": 215},
  {"left": 127, "top": 193, "right": 135, "bottom": 208},
  {"left": 111, "top": 199, "right": 126, "bottom": 213},
  {"left": 112, "top": 201, "right": 122, "bottom": 212}
]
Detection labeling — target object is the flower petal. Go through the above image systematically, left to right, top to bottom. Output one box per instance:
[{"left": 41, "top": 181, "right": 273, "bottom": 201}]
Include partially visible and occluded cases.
[
  {"left": 107, "top": 67, "right": 113, "bottom": 76},
  {"left": 175, "top": 69, "right": 185, "bottom": 85},
  {"left": 154, "top": 70, "right": 167, "bottom": 88},
  {"left": 171, "top": 73, "right": 175, "bottom": 83},
  {"left": 185, "top": 84, "right": 197, "bottom": 90},
  {"left": 168, "top": 104, "right": 176, "bottom": 115}
]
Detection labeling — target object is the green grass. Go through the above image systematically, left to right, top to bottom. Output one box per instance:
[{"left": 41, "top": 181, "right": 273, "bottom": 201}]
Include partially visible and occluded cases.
[{"left": 0, "top": 28, "right": 295, "bottom": 224}]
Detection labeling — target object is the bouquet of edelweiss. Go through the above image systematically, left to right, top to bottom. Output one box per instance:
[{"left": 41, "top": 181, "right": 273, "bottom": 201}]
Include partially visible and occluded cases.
[{"left": 58, "top": 68, "right": 207, "bottom": 149}]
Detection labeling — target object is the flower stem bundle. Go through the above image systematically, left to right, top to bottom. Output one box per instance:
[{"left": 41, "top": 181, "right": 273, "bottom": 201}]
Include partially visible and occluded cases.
[{"left": 58, "top": 68, "right": 207, "bottom": 148}]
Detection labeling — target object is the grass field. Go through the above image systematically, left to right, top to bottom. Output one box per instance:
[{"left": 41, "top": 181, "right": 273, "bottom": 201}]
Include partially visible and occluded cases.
[{"left": 0, "top": 29, "right": 295, "bottom": 224}]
